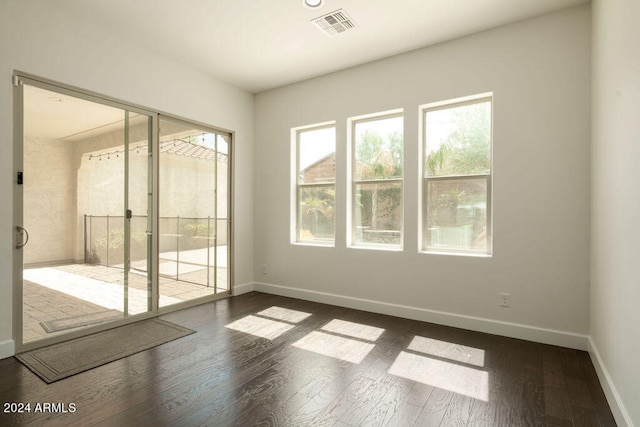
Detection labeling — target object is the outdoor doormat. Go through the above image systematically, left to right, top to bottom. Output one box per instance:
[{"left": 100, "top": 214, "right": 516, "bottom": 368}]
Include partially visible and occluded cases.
[
  {"left": 39, "top": 310, "right": 123, "bottom": 333},
  {"left": 16, "top": 318, "right": 195, "bottom": 383}
]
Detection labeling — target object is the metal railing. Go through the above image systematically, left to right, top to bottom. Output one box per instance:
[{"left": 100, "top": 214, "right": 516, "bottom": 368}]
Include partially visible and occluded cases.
[{"left": 84, "top": 214, "right": 228, "bottom": 288}]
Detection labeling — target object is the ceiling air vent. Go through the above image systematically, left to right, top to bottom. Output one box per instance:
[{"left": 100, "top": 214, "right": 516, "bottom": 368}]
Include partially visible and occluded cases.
[{"left": 312, "top": 9, "right": 357, "bottom": 37}]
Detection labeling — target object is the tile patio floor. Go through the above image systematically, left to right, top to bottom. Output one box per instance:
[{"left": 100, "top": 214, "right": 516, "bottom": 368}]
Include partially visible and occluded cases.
[{"left": 22, "top": 262, "right": 229, "bottom": 343}]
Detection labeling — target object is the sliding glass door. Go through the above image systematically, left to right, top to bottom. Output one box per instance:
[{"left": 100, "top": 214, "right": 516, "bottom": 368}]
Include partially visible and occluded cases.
[
  {"left": 14, "top": 74, "right": 233, "bottom": 352},
  {"left": 16, "top": 78, "right": 154, "bottom": 349}
]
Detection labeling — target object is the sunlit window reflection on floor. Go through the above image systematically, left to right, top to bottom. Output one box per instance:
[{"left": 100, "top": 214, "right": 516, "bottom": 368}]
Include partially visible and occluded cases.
[
  {"left": 224, "top": 306, "right": 312, "bottom": 340},
  {"left": 257, "top": 306, "right": 312, "bottom": 323},
  {"left": 225, "top": 315, "right": 294, "bottom": 340},
  {"left": 291, "top": 318, "right": 384, "bottom": 363},
  {"left": 321, "top": 319, "right": 384, "bottom": 341},
  {"left": 292, "top": 331, "right": 375, "bottom": 364},
  {"left": 388, "top": 335, "right": 489, "bottom": 401},
  {"left": 408, "top": 336, "right": 485, "bottom": 367}
]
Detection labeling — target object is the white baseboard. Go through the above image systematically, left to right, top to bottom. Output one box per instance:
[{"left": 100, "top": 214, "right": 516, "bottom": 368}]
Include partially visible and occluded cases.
[
  {"left": 253, "top": 281, "right": 589, "bottom": 350},
  {"left": 232, "top": 282, "right": 255, "bottom": 296},
  {"left": 588, "top": 337, "right": 634, "bottom": 427},
  {"left": 0, "top": 339, "right": 15, "bottom": 360}
]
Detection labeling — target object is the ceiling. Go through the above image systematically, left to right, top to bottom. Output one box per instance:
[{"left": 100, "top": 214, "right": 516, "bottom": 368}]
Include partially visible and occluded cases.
[
  {"left": 54, "top": 0, "right": 588, "bottom": 93},
  {"left": 24, "top": 85, "right": 147, "bottom": 141}
]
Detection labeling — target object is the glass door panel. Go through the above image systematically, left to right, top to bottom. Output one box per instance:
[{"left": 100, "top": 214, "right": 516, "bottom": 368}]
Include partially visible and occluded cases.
[
  {"left": 20, "top": 82, "right": 152, "bottom": 345},
  {"left": 158, "top": 117, "right": 231, "bottom": 307},
  {"left": 215, "top": 134, "right": 230, "bottom": 293}
]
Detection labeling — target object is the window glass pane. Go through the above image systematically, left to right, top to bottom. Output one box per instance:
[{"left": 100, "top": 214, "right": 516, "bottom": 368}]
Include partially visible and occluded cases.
[
  {"left": 425, "top": 101, "right": 491, "bottom": 177},
  {"left": 355, "top": 116, "right": 403, "bottom": 180},
  {"left": 159, "top": 118, "right": 230, "bottom": 305},
  {"left": 296, "top": 125, "right": 335, "bottom": 245},
  {"left": 299, "top": 127, "right": 335, "bottom": 184},
  {"left": 216, "top": 134, "right": 229, "bottom": 292},
  {"left": 425, "top": 178, "right": 488, "bottom": 251},
  {"left": 354, "top": 181, "right": 402, "bottom": 245},
  {"left": 298, "top": 186, "right": 335, "bottom": 243}
]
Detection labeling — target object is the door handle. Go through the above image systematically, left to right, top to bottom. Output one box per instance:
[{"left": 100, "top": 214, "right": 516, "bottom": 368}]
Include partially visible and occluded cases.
[{"left": 16, "top": 226, "right": 29, "bottom": 249}]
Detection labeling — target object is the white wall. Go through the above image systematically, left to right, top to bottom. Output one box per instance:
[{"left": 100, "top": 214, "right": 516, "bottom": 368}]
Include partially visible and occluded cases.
[
  {"left": 0, "top": 0, "right": 254, "bottom": 358},
  {"left": 591, "top": 0, "right": 640, "bottom": 425},
  {"left": 255, "top": 6, "right": 591, "bottom": 345}
]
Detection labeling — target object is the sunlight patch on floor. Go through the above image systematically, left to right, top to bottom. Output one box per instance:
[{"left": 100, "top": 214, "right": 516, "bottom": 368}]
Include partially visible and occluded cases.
[
  {"left": 225, "top": 306, "right": 312, "bottom": 341},
  {"left": 257, "top": 306, "right": 312, "bottom": 323},
  {"left": 225, "top": 315, "right": 295, "bottom": 340},
  {"left": 291, "top": 317, "right": 383, "bottom": 364},
  {"left": 320, "top": 319, "right": 384, "bottom": 341},
  {"left": 292, "top": 330, "right": 375, "bottom": 364},
  {"left": 389, "top": 335, "right": 489, "bottom": 401},
  {"left": 408, "top": 335, "right": 485, "bottom": 367}
]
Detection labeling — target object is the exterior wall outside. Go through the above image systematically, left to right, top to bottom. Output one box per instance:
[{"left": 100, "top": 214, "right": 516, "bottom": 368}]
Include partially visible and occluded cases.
[
  {"left": 591, "top": 0, "right": 640, "bottom": 424},
  {"left": 255, "top": 6, "right": 591, "bottom": 335},
  {"left": 72, "top": 122, "right": 150, "bottom": 262},
  {"left": 23, "top": 137, "right": 76, "bottom": 265},
  {"left": 159, "top": 154, "right": 223, "bottom": 218},
  {"left": 301, "top": 154, "right": 335, "bottom": 184}
]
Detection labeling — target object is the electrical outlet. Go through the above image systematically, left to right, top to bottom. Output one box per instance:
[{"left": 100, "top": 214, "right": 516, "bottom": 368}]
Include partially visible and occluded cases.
[
  {"left": 261, "top": 264, "right": 267, "bottom": 275},
  {"left": 499, "top": 292, "right": 511, "bottom": 307}
]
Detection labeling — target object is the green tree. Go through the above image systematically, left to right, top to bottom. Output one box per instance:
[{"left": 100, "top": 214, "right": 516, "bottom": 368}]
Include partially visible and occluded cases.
[
  {"left": 424, "top": 101, "right": 491, "bottom": 249},
  {"left": 425, "top": 102, "right": 490, "bottom": 177},
  {"left": 356, "top": 129, "right": 403, "bottom": 237},
  {"left": 357, "top": 129, "right": 403, "bottom": 179},
  {"left": 299, "top": 187, "right": 334, "bottom": 237}
]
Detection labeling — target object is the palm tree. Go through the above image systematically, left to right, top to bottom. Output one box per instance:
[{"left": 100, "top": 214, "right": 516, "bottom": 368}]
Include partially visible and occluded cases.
[{"left": 300, "top": 188, "right": 334, "bottom": 236}]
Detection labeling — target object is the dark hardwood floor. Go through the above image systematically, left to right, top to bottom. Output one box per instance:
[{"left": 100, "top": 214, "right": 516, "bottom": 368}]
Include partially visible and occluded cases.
[{"left": 0, "top": 292, "right": 616, "bottom": 426}]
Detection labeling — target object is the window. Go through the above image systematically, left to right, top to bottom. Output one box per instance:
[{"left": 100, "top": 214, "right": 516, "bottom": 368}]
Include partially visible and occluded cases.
[
  {"left": 422, "top": 95, "right": 492, "bottom": 254},
  {"left": 351, "top": 112, "right": 403, "bottom": 248},
  {"left": 294, "top": 124, "right": 336, "bottom": 244}
]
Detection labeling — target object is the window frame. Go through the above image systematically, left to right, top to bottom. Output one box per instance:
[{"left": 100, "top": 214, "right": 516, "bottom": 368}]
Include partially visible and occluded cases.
[
  {"left": 421, "top": 94, "right": 493, "bottom": 256},
  {"left": 349, "top": 111, "right": 404, "bottom": 250},
  {"left": 292, "top": 122, "right": 337, "bottom": 246}
]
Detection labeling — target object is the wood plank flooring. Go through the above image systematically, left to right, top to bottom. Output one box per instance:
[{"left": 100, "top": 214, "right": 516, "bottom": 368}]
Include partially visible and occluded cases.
[{"left": 0, "top": 292, "right": 616, "bottom": 426}]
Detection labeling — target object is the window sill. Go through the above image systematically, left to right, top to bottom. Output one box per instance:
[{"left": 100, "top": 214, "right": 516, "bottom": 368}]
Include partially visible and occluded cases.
[
  {"left": 292, "top": 241, "right": 334, "bottom": 248},
  {"left": 348, "top": 244, "right": 403, "bottom": 252},
  {"left": 421, "top": 250, "right": 492, "bottom": 258}
]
